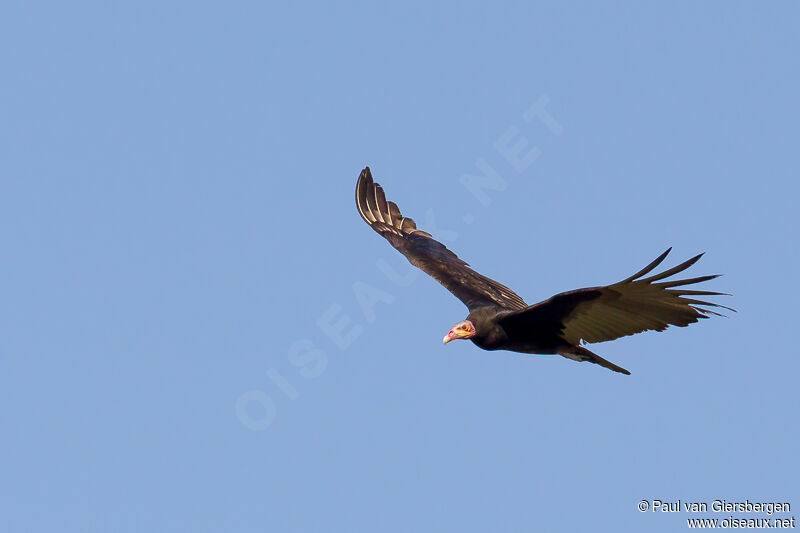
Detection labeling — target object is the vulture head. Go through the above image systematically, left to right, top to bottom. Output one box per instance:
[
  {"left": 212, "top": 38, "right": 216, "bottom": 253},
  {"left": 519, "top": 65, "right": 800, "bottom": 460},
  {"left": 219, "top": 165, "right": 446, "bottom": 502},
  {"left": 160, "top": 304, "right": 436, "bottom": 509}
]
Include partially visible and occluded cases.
[{"left": 443, "top": 320, "right": 476, "bottom": 344}]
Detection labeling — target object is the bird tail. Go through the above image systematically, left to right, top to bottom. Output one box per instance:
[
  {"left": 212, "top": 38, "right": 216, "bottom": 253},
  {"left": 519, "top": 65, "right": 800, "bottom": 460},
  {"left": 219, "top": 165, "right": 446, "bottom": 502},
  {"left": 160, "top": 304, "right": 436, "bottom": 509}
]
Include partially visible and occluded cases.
[{"left": 557, "top": 346, "right": 631, "bottom": 375}]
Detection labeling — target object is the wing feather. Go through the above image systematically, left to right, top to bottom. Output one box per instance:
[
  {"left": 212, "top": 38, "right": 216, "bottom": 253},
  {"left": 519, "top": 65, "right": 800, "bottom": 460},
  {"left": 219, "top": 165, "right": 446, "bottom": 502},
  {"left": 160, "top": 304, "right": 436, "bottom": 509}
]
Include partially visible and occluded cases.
[
  {"left": 373, "top": 185, "right": 388, "bottom": 223},
  {"left": 620, "top": 248, "right": 671, "bottom": 282},
  {"left": 637, "top": 253, "right": 703, "bottom": 283}
]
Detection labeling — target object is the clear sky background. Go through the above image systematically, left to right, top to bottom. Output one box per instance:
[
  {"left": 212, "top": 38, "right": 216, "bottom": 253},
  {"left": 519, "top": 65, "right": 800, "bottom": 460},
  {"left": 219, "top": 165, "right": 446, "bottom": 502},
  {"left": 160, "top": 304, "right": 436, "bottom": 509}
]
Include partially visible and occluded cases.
[{"left": 1, "top": 2, "right": 798, "bottom": 532}]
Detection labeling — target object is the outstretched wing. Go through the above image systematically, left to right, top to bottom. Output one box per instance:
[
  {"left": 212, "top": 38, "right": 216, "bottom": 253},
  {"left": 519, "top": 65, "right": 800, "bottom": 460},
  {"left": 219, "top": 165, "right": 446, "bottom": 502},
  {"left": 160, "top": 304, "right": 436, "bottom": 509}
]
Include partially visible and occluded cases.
[
  {"left": 355, "top": 166, "right": 526, "bottom": 311},
  {"left": 499, "top": 248, "right": 733, "bottom": 345}
]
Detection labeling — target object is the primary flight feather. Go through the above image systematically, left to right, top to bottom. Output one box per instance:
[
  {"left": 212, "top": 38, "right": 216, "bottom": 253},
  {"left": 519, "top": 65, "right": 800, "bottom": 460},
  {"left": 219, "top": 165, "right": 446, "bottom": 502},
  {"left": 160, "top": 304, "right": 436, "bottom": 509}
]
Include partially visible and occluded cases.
[{"left": 355, "top": 166, "right": 733, "bottom": 375}]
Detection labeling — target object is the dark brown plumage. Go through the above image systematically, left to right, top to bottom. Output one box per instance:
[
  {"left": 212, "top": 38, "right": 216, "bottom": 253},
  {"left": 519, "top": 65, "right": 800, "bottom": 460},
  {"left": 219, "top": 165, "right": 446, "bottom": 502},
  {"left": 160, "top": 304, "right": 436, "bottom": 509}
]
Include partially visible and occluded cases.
[{"left": 355, "top": 166, "right": 733, "bottom": 374}]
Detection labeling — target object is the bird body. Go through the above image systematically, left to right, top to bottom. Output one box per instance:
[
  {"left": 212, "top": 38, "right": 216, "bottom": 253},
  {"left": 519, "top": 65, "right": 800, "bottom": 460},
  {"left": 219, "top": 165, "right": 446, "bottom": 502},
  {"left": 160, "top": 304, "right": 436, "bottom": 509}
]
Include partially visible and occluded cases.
[
  {"left": 355, "top": 166, "right": 732, "bottom": 375},
  {"left": 469, "top": 310, "right": 555, "bottom": 354}
]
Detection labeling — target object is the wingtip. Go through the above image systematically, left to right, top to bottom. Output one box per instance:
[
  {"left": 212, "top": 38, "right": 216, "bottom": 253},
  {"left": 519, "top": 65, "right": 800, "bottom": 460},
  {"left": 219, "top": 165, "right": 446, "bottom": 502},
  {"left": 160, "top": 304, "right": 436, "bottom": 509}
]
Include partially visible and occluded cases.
[
  {"left": 355, "top": 166, "right": 377, "bottom": 224},
  {"left": 621, "top": 247, "right": 673, "bottom": 283}
]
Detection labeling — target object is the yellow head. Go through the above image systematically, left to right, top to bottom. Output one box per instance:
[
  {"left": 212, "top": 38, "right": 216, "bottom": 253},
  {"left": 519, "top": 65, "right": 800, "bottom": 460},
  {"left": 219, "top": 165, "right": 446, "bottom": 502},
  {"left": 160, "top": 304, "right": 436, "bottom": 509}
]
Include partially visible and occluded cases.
[{"left": 442, "top": 320, "right": 476, "bottom": 344}]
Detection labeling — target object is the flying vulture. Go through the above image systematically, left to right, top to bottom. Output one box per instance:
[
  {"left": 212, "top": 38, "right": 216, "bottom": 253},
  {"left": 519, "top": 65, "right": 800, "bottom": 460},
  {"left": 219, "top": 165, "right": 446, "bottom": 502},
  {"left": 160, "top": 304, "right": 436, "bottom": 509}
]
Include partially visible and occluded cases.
[{"left": 355, "top": 167, "right": 732, "bottom": 374}]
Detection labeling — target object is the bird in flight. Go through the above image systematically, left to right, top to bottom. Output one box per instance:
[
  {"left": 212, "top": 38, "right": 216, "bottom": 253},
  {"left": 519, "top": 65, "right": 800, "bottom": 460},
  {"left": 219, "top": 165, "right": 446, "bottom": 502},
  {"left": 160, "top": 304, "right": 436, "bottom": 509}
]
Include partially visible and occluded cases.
[{"left": 355, "top": 167, "right": 732, "bottom": 375}]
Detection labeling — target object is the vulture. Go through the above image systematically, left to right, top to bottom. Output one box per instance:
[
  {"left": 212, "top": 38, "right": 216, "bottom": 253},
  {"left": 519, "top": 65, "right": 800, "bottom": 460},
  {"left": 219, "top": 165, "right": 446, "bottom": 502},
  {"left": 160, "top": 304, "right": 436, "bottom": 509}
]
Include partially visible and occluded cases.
[{"left": 355, "top": 167, "right": 732, "bottom": 374}]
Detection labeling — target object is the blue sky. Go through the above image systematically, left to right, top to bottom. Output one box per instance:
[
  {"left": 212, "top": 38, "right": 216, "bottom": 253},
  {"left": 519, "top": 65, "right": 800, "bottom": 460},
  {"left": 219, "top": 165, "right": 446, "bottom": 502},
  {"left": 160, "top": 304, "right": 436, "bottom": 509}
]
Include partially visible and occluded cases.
[{"left": 1, "top": 2, "right": 798, "bottom": 532}]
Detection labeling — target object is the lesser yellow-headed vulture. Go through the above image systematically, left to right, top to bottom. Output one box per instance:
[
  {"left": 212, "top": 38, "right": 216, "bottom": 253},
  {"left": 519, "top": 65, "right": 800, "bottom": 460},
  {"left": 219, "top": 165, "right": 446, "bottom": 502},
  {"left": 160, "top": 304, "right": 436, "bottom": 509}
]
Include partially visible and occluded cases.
[{"left": 355, "top": 167, "right": 733, "bottom": 374}]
